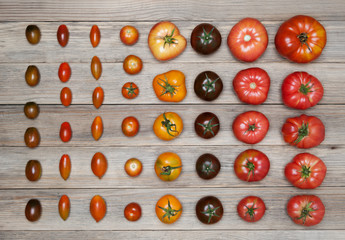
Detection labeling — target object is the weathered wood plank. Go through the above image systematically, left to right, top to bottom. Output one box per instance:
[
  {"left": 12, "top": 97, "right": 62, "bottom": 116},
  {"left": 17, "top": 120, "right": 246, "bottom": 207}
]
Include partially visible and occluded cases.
[{"left": 0, "top": 62, "right": 344, "bottom": 105}]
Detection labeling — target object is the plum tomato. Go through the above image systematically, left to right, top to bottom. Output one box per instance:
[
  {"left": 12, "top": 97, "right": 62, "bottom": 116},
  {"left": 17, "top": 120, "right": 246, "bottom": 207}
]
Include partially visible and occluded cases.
[
  {"left": 58, "top": 62, "right": 71, "bottom": 83},
  {"left": 60, "top": 87, "right": 72, "bottom": 107},
  {"left": 60, "top": 122, "right": 72, "bottom": 142},
  {"left": 24, "top": 127, "right": 40, "bottom": 148},
  {"left": 91, "top": 152, "right": 108, "bottom": 179},
  {"left": 90, "top": 195, "right": 106, "bottom": 222}
]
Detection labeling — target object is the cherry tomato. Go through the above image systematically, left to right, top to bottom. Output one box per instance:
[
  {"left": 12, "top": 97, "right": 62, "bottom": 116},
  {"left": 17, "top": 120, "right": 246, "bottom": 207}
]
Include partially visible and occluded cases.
[
  {"left": 190, "top": 23, "right": 222, "bottom": 55},
  {"left": 57, "top": 24, "right": 69, "bottom": 47},
  {"left": 26, "top": 25, "right": 41, "bottom": 45},
  {"left": 90, "top": 25, "right": 100, "bottom": 48},
  {"left": 120, "top": 25, "right": 139, "bottom": 45},
  {"left": 123, "top": 55, "right": 142, "bottom": 75},
  {"left": 91, "top": 56, "right": 102, "bottom": 80},
  {"left": 58, "top": 62, "right": 71, "bottom": 83},
  {"left": 25, "top": 65, "right": 40, "bottom": 87},
  {"left": 194, "top": 71, "right": 223, "bottom": 101},
  {"left": 122, "top": 82, "right": 139, "bottom": 99},
  {"left": 93, "top": 86, "right": 104, "bottom": 109},
  {"left": 60, "top": 87, "right": 72, "bottom": 107},
  {"left": 24, "top": 102, "right": 39, "bottom": 119},
  {"left": 153, "top": 112, "right": 183, "bottom": 141},
  {"left": 194, "top": 112, "right": 220, "bottom": 139},
  {"left": 91, "top": 116, "right": 103, "bottom": 141},
  {"left": 122, "top": 116, "right": 139, "bottom": 137},
  {"left": 60, "top": 122, "right": 72, "bottom": 142},
  {"left": 24, "top": 127, "right": 40, "bottom": 148},
  {"left": 91, "top": 152, "right": 108, "bottom": 179},
  {"left": 155, "top": 152, "right": 182, "bottom": 181},
  {"left": 195, "top": 153, "right": 221, "bottom": 180},
  {"left": 59, "top": 154, "right": 71, "bottom": 181},
  {"left": 124, "top": 158, "right": 142, "bottom": 177},
  {"left": 25, "top": 160, "right": 42, "bottom": 182},
  {"left": 155, "top": 194, "right": 182, "bottom": 224},
  {"left": 59, "top": 195, "right": 70, "bottom": 221},
  {"left": 90, "top": 195, "right": 106, "bottom": 222},
  {"left": 195, "top": 196, "right": 223, "bottom": 224},
  {"left": 237, "top": 196, "right": 266, "bottom": 222},
  {"left": 25, "top": 199, "right": 41, "bottom": 222},
  {"left": 124, "top": 202, "right": 142, "bottom": 221}
]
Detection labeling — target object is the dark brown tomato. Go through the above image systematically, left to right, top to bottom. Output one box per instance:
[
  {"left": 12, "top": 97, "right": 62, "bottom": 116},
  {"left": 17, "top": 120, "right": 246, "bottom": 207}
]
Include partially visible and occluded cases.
[
  {"left": 191, "top": 23, "right": 222, "bottom": 55},
  {"left": 57, "top": 24, "right": 69, "bottom": 47},
  {"left": 25, "top": 25, "right": 41, "bottom": 44},
  {"left": 25, "top": 65, "right": 40, "bottom": 87},
  {"left": 194, "top": 71, "right": 223, "bottom": 101},
  {"left": 24, "top": 102, "right": 39, "bottom": 119},
  {"left": 195, "top": 112, "right": 220, "bottom": 139},
  {"left": 24, "top": 127, "right": 40, "bottom": 148},
  {"left": 196, "top": 153, "right": 221, "bottom": 180},
  {"left": 25, "top": 160, "right": 42, "bottom": 181},
  {"left": 195, "top": 196, "right": 223, "bottom": 224},
  {"left": 25, "top": 199, "right": 42, "bottom": 222}
]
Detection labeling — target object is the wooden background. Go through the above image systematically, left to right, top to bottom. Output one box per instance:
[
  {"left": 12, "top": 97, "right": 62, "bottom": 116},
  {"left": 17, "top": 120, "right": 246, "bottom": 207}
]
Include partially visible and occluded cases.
[{"left": 1, "top": 0, "right": 345, "bottom": 239}]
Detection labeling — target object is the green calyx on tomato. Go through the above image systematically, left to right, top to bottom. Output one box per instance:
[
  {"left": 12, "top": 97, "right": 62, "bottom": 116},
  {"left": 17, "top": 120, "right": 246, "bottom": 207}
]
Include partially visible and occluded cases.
[
  {"left": 198, "top": 27, "right": 214, "bottom": 45},
  {"left": 162, "top": 28, "right": 177, "bottom": 48},
  {"left": 297, "top": 33, "right": 312, "bottom": 52},
  {"left": 203, "top": 73, "right": 219, "bottom": 96},
  {"left": 157, "top": 75, "right": 179, "bottom": 97},
  {"left": 299, "top": 81, "right": 313, "bottom": 95},
  {"left": 123, "top": 82, "right": 138, "bottom": 97},
  {"left": 161, "top": 113, "right": 179, "bottom": 137},
  {"left": 197, "top": 117, "right": 219, "bottom": 136},
  {"left": 295, "top": 122, "right": 309, "bottom": 144},
  {"left": 245, "top": 124, "right": 257, "bottom": 134},
  {"left": 244, "top": 161, "right": 255, "bottom": 178},
  {"left": 203, "top": 162, "right": 216, "bottom": 175},
  {"left": 160, "top": 165, "right": 182, "bottom": 176},
  {"left": 300, "top": 165, "right": 312, "bottom": 179},
  {"left": 158, "top": 199, "right": 182, "bottom": 221},
  {"left": 245, "top": 200, "right": 258, "bottom": 221},
  {"left": 298, "top": 201, "right": 316, "bottom": 224},
  {"left": 201, "top": 203, "right": 221, "bottom": 224}
]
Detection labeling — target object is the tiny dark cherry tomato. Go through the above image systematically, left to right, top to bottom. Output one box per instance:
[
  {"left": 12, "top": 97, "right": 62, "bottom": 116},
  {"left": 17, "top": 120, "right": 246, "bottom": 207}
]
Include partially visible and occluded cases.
[
  {"left": 191, "top": 23, "right": 222, "bottom": 55},
  {"left": 57, "top": 24, "right": 69, "bottom": 47},
  {"left": 26, "top": 25, "right": 41, "bottom": 45},
  {"left": 90, "top": 25, "right": 101, "bottom": 48},
  {"left": 120, "top": 25, "right": 139, "bottom": 45},
  {"left": 123, "top": 55, "right": 142, "bottom": 75},
  {"left": 91, "top": 56, "right": 102, "bottom": 80},
  {"left": 58, "top": 62, "right": 71, "bottom": 83},
  {"left": 25, "top": 65, "right": 40, "bottom": 87},
  {"left": 194, "top": 71, "right": 223, "bottom": 101},
  {"left": 122, "top": 82, "right": 139, "bottom": 99},
  {"left": 60, "top": 87, "right": 72, "bottom": 107},
  {"left": 93, "top": 87, "right": 104, "bottom": 108},
  {"left": 24, "top": 102, "right": 39, "bottom": 119},
  {"left": 195, "top": 112, "right": 220, "bottom": 139},
  {"left": 91, "top": 116, "right": 103, "bottom": 141},
  {"left": 122, "top": 116, "right": 139, "bottom": 137},
  {"left": 60, "top": 122, "right": 72, "bottom": 142},
  {"left": 24, "top": 127, "right": 40, "bottom": 148},
  {"left": 91, "top": 152, "right": 108, "bottom": 179},
  {"left": 155, "top": 152, "right": 182, "bottom": 182},
  {"left": 196, "top": 153, "right": 221, "bottom": 180},
  {"left": 59, "top": 154, "right": 71, "bottom": 181},
  {"left": 124, "top": 158, "right": 142, "bottom": 177},
  {"left": 25, "top": 160, "right": 42, "bottom": 181},
  {"left": 59, "top": 194, "right": 70, "bottom": 221},
  {"left": 90, "top": 195, "right": 106, "bottom": 222},
  {"left": 195, "top": 196, "right": 223, "bottom": 224},
  {"left": 237, "top": 196, "right": 266, "bottom": 222},
  {"left": 25, "top": 199, "right": 42, "bottom": 222},
  {"left": 124, "top": 202, "right": 142, "bottom": 221}
]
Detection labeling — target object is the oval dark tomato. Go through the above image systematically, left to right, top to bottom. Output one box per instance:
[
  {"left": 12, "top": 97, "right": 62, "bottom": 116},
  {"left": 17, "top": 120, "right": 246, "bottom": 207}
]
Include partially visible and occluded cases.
[
  {"left": 275, "top": 15, "right": 327, "bottom": 63},
  {"left": 190, "top": 23, "right": 222, "bottom": 55},
  {"left": 57, "top": 24, "right": 69, "bottom": 47},
  {"left": 26, "top": 25, "right": 41, "bottom": 45},
  {"left": 90, "top": 25, "right": 100, "bottom": 48},
  {"left": 120, "top": 25, "right": 139, "bottom": 45},
  {"left": 123, "top": 55, "right": 143, "bottom": 75},
  {"left": 91, "top": 56, "right": 102, "bottom": 80},
  {"left": 58, "top": 62, "right": 71, "bottom": 83},
  {"left": 25, "top": 65, "right": 40, "bottom": 87},
  {"left": 233, "top": 67, "right": 270, "bottom": 105},
  {"left": 194, "top": 71, "right": 223, "bottom": 101},
  {"left": 282, "top": 72, "right": 324, "bottom": 110},
  {"left": 122, "top": 82, "right": 139, "bottom": 99},
  {"left": 93, "top": 86, "right": 104, "bottom": 109},
  {"left": 60, "top": 87, "right": 72, "bottom": 107},
  {"left": 24, "top": 102, "right": 39, "bottom": 119},
  {"left": 232, "top": 111, "right": 269, "bottom": 144},
  {"left": 153, "top": 112, "right": 183, "bottom": 141},
  {"left": 194, "top": 112, "right": 220, "bottom": 139},
  {"left": 91, "top": 116, "right": 103, "bottom": 141},
  {"left": 122, "top": 116, "right": 139, "bottom": 137},
  {"left": 60, "top": 122, "right": 72, "bottom": 142},
  {"left": 24, "top": 127, "right": 40, "bottom": 148},
  {"left": 91, "top": 152, "right": 108, "bottom": 179},
  {"left": 155, "top": 152, "right": 182, "bottom": 181},
  {"left": 195, "top": 153, "right": 221, "bottom": 180},
  {"left": 59, "top": 154, "right": 71, "bottom": 181},
  {"left": 124, "top": 158, "right": 142, "bottom": 177},
  {"left": 25, "top": 160, "right": 42, "bottom": 182},
  {"left": 59, "top": 194, "right": 70, "bottom": 221},
  {"left": 155, "top": 194, "right": 182, "bottom": 224},
  {"left": 90, "top": 195, "right": 106, "bottom": 222},
  {"left": 195, "top": 196, "right": 223, "bottom": 224},
  {"left": 237, "top": 196, "right": 266, "bottom": 222},
  {"left": 25, "top": 199, "right": 42, "bottom": 222},
  {"left": 124, "top": 202, "right": 142, "bottom": 221}
]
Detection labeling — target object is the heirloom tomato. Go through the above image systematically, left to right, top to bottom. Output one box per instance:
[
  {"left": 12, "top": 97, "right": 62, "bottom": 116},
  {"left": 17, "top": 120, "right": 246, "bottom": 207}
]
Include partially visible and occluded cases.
[
  {"left": 190, "top": 23, "right": 221, "bottom": 55},
  {"left": 26, "top": 25, "right": 40, "bottom": 45},
  {"left": 152, "top": 70, "right": 186, "bottom": 102},
  {"left": 194, "top": 71, "right": 223, "bottom": 101},
  {"left": 24, "top": 102, "right": 39, "bottom": 119},
  {"left": 153, "top": 112, "right": 183, "bottom": 141},
  {"left": 194, "top": 112, "right": 220, "bottom": 139},
  {"left": 155, "top": 152, "right": 182, "bottom": 182},
  {"left": 195, "top": 153, "right": 221, "bottom": 180},
  {"left": 25, "top": 160, "right": 42, "bottom": 182},
  {"left": 155, "top": 194, "right": 182, "bottom": 224},
  {"left": 195, "top": 196, "right": 223, "bottom": 224},
  {"left": 237, "top": 196, "right": 265, "bottom": 222},
  {"left": 25, "top": 199, "right": 41, "bottom": 222}
]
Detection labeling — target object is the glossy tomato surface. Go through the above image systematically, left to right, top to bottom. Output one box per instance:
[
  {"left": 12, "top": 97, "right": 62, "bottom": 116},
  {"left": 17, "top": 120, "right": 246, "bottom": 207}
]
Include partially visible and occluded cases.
[
  {"left": 190, "top": 23, "right": 221, "bottom": 55},
  {"left": 57, "top": 24, "right": 69, "bottom": 47},
  {"left": 26, "top": 25, "right": 41, "bottom": 44},
  {"left": 90, "top": 25, "right": 100, "bottom": 47},
  {"left": 120, "top": 25, "right": 139, "bottom": 45},
  {"left": 123, "top": 55, "right": 143, "bottom": 75},
  {"left": 91, "top": 56, "right": 102, "bottom": 80},
  {"left": 58, "top": 62, "right": 71, "bottom": 83},
  {"left": 25, "top": 65, "right": 40, "bottom": 87},
  {"left": 153, "top": 70, "right": 186, "bottom": 102},
  {"left": 194, "top": 71, "right": 223, "bottom": 101},
  {"left": 122, "top": 82, "right": 139, "bottom": 99},
  {"left": 60, "top": 87, "right": 72, "bottom": 107},
  {"left": 93, "top": 87, "right": 104, "bottom": 108},
  {"left": 24, "top": 102, "right": 39, "bottom": 119},
  {"left": 153, "top": 112, "right": 183, "bottom": 141},
  {"left": 194, "top": 112, "right": 220, "bottom": 139},
  {"left": 91, "top": 116, "right": 103, "bottom": 141},
  {"left": 122, "top": 116, "right": 139, "bottom": 137},
  {"left": 60, "top": 122, "right": 72, "bottom": 142},
  {"left": 24, "top": 127, "right": 40, "bottom": 148},
  {"left": 91, "top": 152, "right": 108, "bottom": 179},
  {"left": 155, "top": 152, "right": 182, "bottom": 181},
  {"left": 195, "top": 153, "right": 221, "bottom": 180},
  {"left": 59, "top": 154, "right": 71, "bottom": 180},
  {"left": 124, "top": 158, "right": 142, "bottom": 177},
  {"left": 25, "top": 160, "right": 42, "bottom": 182},
  {"left": 155, "top": 194, "right": 182, "bottom": 224},
  {"left": 59, "top": 195, "right": 70, "bottom": 221},
  {"left": 90, "top": 195, "right": 106, "bottom": 222},
  {"left": 195, "top": 196, "right": 223, "bottom": 224},
  {"left": 237, "top": 196, "right": 266, "bottom": 222},
  {"left": 25, "top": 199, "right": 42, "bottom": 222},
  {"left": 124, "top": 202, "right": 142, "bottom": 221}
]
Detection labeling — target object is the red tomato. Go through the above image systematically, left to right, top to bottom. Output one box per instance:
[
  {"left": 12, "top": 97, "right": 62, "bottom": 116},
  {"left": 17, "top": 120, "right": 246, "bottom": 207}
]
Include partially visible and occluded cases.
[
  {"left": 275, "top": 15, "right": 327, "bottom": 63},
  {"left": 227, "top": 18, "right": 268, "bottom": 62},
  {"left": 57, "top": 24, "right": 69, "bottom": 47},
  {"left": 90, "top": 25, "right": 101, "bottom": 48},
  {"left": 120, "top": 25, "right": 139, "bottom": 45},
  {"left": 123, "top": 55, "right": 142, "bottom": 75},
  {"left": 58, "top": 62, "right": 71, "bottom": 83},
  {"left": 233, "top": 67, "right": 270, "bottom": 105},
  {"left": 282, "top": 72, "right": 324, "bottom": 110},
  {"left": 122, "top": 82, "right": 139, "bottom": 99},
  {"left": 60, "top": 87, "right": 72, "bottom": 107},
  {"left": 93, "top": 87, "right": 104, "bottom": 109},
  {"left": 232, "top": 111, "right": 269, "bottom": 144},
  {"left": 282, "top": 114, "right": 325, "bottom": 149},
  {"left": 91, "top": 116, "right": 103, "bottom": 141},
  {"left": 122, "top": 116, "right": 139, "bottom": 137},
  {"left": 60, "top": 122, "right": 72, "bottom": 142},
  {"left": 234, "top": 149, "right": 270, "bottom": 182},
  {"left": 91, "top": 152, "right": 108, "bottom": 179},
  {"left": 285, "top": 153, "right": 327, "bottom": 189},
  {"left": 59, "top": 154, "right": 71, "bottom": 180},
  {"left": 124, "top": 158, "right": 142, "bottom": 177},
  {"left": 58, "top": 195, "right": 70, "bottom": 221},
  {"left": 90, "top": 195, "right": 106, "bottom": 222},
  {"left": 287, "top": 195, "right": 325, "bottom": 226},
  {"left": 237, "top": 196, "right": 266, "bottom": 222},
  {"left": 124, "top": 202, "right": 142, "bottom": 221}
]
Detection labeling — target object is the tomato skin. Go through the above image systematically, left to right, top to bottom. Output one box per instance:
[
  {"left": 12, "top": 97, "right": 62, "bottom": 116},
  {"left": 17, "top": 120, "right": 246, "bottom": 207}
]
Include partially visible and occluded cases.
[
  {"left": 275, "top": 15, "right": 327, "bottom": 63},
  {"left": 227, "top": 18, "right": 268, "bottom": 62},
  {"left": 148, "top": 21, "right": 186, "bottom": 61},
  {"left": 190, "top": 23, "right": 222, "bottom": 55},
  {"left": 57, "top": 24, "right": 69, "bottom": 47},
  {"left": 90, "top": 25, "right": 100, "bottom": 48},
  {"left": 120, "top": 25, "right": 139, "bottom": 45},
  {"left": 123, "top": 55, "right": 143, "bottom": 75},
  {"left": 91, "top": 56, "right": 102, "bottom": 80},
  {"left": 58, "top": 62, "right": 71, "bottom": 83},
  {"left": 25, "top": 65, "right": 40, "bottom": 87},
  {"left": 233, "top": 68, "right": 270, "bottom": 105},
  {"left": 153, "top": 70, "right": 186, "bottom": 102},
  {"left": 194, "top": 71, "right": 223, "bottom": 101},
  {"left": 282, "top": 72, "right": 324, "bottom": 110},
  {"left": 122, "top": 82, "right": 139, "bottom": 99},
  {"left": 60, "top": 87, "right": 72, "bottom": 107},
  {"left": 93, "top": 87, "right": 104, "bottom": 109},
  {"left": 232, "top": 111, "right": 269, "bottom": 144},
  {"left": 153, "top": 112, "right": 183, "bottom": 141},
  {"left": 194, "top": 112, "right": 220, "bottom": 139},
  {"left": 282, "top": 114, "right": 325, "bottom": 149},
  {"left": 91, "top": 116, "right": 103, "bottom": 141},
  {"left": 122, "top": 116, "right": 139, "bottom": 137},
  {"left": 60, "top": 122, "right": 72, "bottom": 142},
  {"left": 24, "top": 127, "right": 40, "bottom": 148},
  {"left": 234, "top": 149, "right": 270, "bottom": 182},
  {"left": 91, "top": 152, "right": 108, "bottom": 179},
  {"left": 155, "top": 152, "right": 182, "bottom": 182},
  {"left": 195, "top": 153, "right": 221, "bottom": 180},
  {"left": 285, "top": 153, "right": 326, "bottom": 189},
  {"left": 59, "top": 154, "right": 71, "bottom": 180},
  {"left": 124, "top": 158, "right": 142, "bottom": 177},
  {"left": 25, "top": 160, "right": 42, "bottom": 182},
  {"left": 155, "top": 194, "right": 182, "bottom": 224},
  {"left": 59, "top": 195, "right": 70, "bottom": 221},
  {"left": 90, "top": 195, "right": 107, "bottom": 222},
  {"left": 287, "top": 195, "right": 325, "bottom": 226},
  {"left": 195, "top": 196, "right": 224, "bottom": 224},
  {"left": 237, "top": 196, "right": 265, "bottom": 222},
  {"left": 124, "top": 202, "right": 142, "bottom": 221}
]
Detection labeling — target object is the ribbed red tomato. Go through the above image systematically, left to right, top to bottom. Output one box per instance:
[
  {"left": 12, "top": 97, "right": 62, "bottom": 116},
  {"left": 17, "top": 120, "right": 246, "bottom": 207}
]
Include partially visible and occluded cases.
[
  {"left": 60, "top": 122, "right": 72, "bottom": 142},
  {"left": 237, "top": 196, "right": 266, "bottom": 222}
]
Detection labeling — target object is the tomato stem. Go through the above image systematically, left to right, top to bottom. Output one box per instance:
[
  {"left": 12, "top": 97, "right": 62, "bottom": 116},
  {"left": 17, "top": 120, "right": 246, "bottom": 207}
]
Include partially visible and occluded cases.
[
  {"left": 197, "top": 27, "right": 214, "bottom": 45},
  {"left": 162, "top": 28, "right": 177, "bottom": 48},
  {"left": 297, "top": 33, "right": 312, "bottom": 52},
  {"left": 202, "top": 73, "right": 219, "bottom": 96},
  {"left": 157, "top": 75, "right": 179, "bottom": 98},
  {"left": 299, "top": 80, "right": 314, "bottom": 95},
  {"left": 123, "top": 82, "right": 138, "bottom": 97},
  {"left": 161, "top": 113, "right": 179, "bottom": 137},
  {"left": 197, "top": 117, "right": 219, "bottom": 136},
  {"left": 294, "top": 122, "right": 309, "bottom": 144},
  {"left": 244, "top": 161, "right": 255, "bottom": 180},
  {"left": 203, "top": 162, "right": 216, "bottom": 175},
  {"left": 160, "top": 165, "right": 181, "bottom": 176},
  {"left": 299, "top": 165, "right": 311, "bottom": 179},
  {"left": 158, "top": 199, "right": 181, "bottom": 222},
  {"left": 244, "top": 199, "right": 258, "bottom": 221},
  {"left": 297, "top": 201, "right": 316, "bottom": 224},
  {"left": 201, "top": 203, "right": 220, "bottom": 224}
]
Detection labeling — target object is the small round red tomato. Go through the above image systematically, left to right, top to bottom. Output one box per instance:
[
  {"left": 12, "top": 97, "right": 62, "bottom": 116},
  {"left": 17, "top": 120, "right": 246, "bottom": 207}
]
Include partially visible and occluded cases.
[
  {"left": 275, "top": 15, "right": 327, "bottom": 63},
  {"left": 227, "top": 18, "right": 268, "bottom": 62},
  {"left": 190, "top": 23, "right": 222, "bottom": 55},
  {"left": 120, "top": 25, "right": 139, "bottom": 45},
  {"left": 123, "top": 55, "right": 142, "bottom": 75},
  {"left": 58, "top": 62, "right": 71, "bottom": 83},
  {"left": 233, "top": 67, "right": 270, "bottom": 105},
  {"left": 282, "top": 72, "right": 324, "bottom": 110},
  {"left": 122, "top": 82, "right": 139, "bottom": 99},
  {"left": 60, "top": 87, "right": 72, "bottom": 107},
  {"left": 232, "top": 111, "right": 269, "bottom": 144},
  {"left": 282, "top": 114, "right": 325, "bottom": 149},
  {"left": 122, "top": 116, "right": 139, "bottom": 137},
  {"left": 60, "top": 122, "right": 72, "bottom": 142},
  {"left": 234, "top": 149, "right": 270, "bottom": 182},
  {"left": 155, "top": 152, "right": 182, "bottom": 182},
  {"left": 285, "top": 153, "right": 327, "bottom": 189},
  {"left": 124, "top": 158, "right": 142, "bottom": 177},
  {"left": 155, "top": 194, "right": 182, "bottom": 224},
  {"left": 287, "top": 195, "right": 325, "bottom": 226},
  {"left": 195, "top": 196, "right": 224, "bottom": 224},
  {"left": 237, "top": 196, "right": 266, "bottom": 222},
  {"left": 124, "top": 202, "right": 142, "bottom": 221}
]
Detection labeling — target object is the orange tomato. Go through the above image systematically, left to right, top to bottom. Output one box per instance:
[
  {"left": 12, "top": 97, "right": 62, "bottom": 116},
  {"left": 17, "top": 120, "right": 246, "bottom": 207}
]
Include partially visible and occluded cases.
[
  {"left": 90, "top": 25, "right": 101, "bottom": 48},
  {"left": 120, "top": 25, "right": 139, "bottom": 45},
  {"left": 123, "top": 55, "right": 142, "bottom": 75},
  {"left": 91, "top": 56, "right": 102, "bottom": 80},
  {"left": 153, "top": 70, "right": 186, "bottom": 102},
  {"left": 122, "top": 82, "right": 139, "bottom": 99},
  {"left": 93, "top": 86, "right": 104, "bottom": 109},
  {"left": 60, "top": 87, "right": 72, "bottom": 107},
  {"left": 153, "top": 112, "right": 183, "bottom": 141},
  {"left": 91, "top": 116, "right": 103, "bottom": 141},
  {"left": 122, "top": 116, "right": 139, "bottom": 137},
  {"left": 91, "top": 152, "right": 108, "bottom": 179},
  {"left": 155, "top": 152, "right": 182, "bottom": 181},
  {"left": 59, "top": 154, "right": 71, "bottom": 180},
  {"left": 124, "top": 158, "right": 142, "bottom": 177},
  {"left": 155, "top": 194, "right": 182, "bottom": 224},
  {"left": 58, "top": 195, "right": 70, "bottom": 221},
  {"left": 90, "top": 195, "right": 106, "bottom": 222}
]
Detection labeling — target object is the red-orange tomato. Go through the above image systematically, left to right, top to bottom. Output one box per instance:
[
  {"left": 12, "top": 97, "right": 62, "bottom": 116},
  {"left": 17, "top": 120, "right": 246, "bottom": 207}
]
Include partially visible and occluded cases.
[
  {"left": 57, "top": 24, "right": 69, "bottom": 47},
  {"left": 90, "top": 25, "right": 101, "bottom": 47},
  {"left": 120, "top": 25, "right": 139, "bottom": 45},
  {"left": 123, "top": 55, "right": 142, "bottom": 75},
  {"left": 91, "top": 56, "right": 102, "bottom": 80},
  {"left": 58, "top": 62, "right": 71, "bottom": 83},
  {"left": 122, "top": 82, "right": 139, "bottom": 99},
  {"left": 60, "top": 87, "right": 72, "bottom": 107},
  {"left": 92, "top": 87, "right": 104, "bottom": 109},
  {"left": 91, "top": 116, "right": 103, "bottom": 141},
  {"left": 122, "top": 116, "right": 139, "bottom": 137},
  {"left": 60, "top": 122, "right": 72, "bottom": 142},
  {"left": 91, "top": 152, "right": 108, "bottom": 179},
  {"left": 59, "top": 154, "right": 71, "bottom": 180},
  {"left": 124, "top": 158, "right": 143, "bottom": 177},
  {"left": 59, "top": 195, "right": 70, "bottom": 221},
  {"left": 90, "top": 195, "right": 106, "bottom": 222},
  {"left": 124, "top": 202, "right": 142, "bottom": 221}
]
